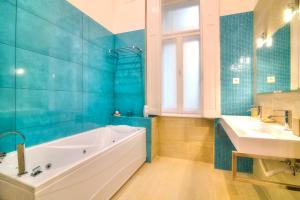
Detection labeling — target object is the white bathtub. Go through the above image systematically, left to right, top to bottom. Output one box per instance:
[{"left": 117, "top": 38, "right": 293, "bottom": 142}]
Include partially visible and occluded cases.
[{"left": 0, "top": 125, "right": 146, "bottom": 200}]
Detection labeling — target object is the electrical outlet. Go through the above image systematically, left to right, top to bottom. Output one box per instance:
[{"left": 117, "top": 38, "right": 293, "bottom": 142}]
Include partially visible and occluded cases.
[
  {"left": 267, "top": 76, "right": 276, "bottom": 83},
  {"left": 233, "top": 78, "right": 240, "bottom": 85}
]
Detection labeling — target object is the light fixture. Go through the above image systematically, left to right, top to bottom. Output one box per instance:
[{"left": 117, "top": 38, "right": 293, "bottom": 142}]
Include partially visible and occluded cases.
[
  {"left": 283, "top": 0, "right": 299, "bottom": 23},
  {"left": 284, "top": 8, "right": 294, "bottom": 22},
  {"left": 256, "top": 32, "right": 273, "bottom": 48},
  {"left": 256, "top": 37, "right": 264, "bottom": 48},
  {"left": 265, "top": 37, "right": 273, "bottom": 47}
]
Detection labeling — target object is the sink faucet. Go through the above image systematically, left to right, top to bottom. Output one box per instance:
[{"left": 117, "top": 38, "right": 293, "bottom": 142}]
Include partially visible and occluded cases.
[
  {"left": 257, "top": 105, "right": 262, "bottom": 119},
  {"left": 268, "top": 110, "right": 292, "bottom": 130},
  {"left": 0, "top": 131, "right": 27, "bottom": 176}
]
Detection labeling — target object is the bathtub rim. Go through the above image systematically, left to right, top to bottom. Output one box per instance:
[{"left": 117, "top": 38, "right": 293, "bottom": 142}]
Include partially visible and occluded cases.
[{"left": 0, "top": 125, "right": 146, "bottom": 194}]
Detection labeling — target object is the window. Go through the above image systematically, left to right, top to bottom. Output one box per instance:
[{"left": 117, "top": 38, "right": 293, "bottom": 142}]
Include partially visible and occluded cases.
[
  {"left": 161, "top": 0, "right": 201, "bottom": 115},
  {"left": 162, "top": 1, "right": 199, "bottom": 33},
  {"left": 183, "top": 36, "right": 200, "bottom": 112},
  {"left": 162, "top": 40, "right": 177, "bottom": 111}
]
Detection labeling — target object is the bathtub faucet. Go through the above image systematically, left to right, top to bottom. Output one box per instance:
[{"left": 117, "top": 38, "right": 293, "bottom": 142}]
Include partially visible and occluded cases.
[{"left": 0, "top": 131, "right": 27, "bottom": 176}]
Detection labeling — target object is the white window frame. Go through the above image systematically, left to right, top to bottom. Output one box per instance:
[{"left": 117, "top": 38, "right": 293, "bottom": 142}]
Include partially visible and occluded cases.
[{"left": 161, "top": 1, "right": 202, "bottom": 117}]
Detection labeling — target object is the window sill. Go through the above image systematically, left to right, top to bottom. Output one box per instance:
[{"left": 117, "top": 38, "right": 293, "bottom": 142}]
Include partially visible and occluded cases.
[{"left": 161, "top": 113, "right": 202, "bottom": 118}]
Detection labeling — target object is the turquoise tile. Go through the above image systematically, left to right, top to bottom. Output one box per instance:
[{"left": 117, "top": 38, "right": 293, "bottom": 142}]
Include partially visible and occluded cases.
[
  {"left": 0, "top": 0, "right": 17, "bottom": 6},
  {"left": 1, "top": 0, "right": 117, "bottom": 153},
  {"left": 3, "top": 0, "right": 16, "bottom": 5},
  {"left": 18, "top": 0, "right": 82, "bottom": 37},
  {"left": 0, "top": 1, "right": 16, "bottom": 46},
  {"left": 17, "top": 8, "right": 82, "bottom": 64},
  {"left": 217, "top": 12, "right": 253, "bottom": 173},
  {"left": 221, "top": 12, "right": 253, "bottom": 116},
  {"left": 83, "top": 15, "right": 114, "bottom": 48},
  {"left": 256, "top": 24, "right": 291, "bottom": 93},
  {"left": 114, "top": 30, "right": 145, "bottom": 48},
  {"left": 114, "top": 30, "right": 146, "bottom": 117},
  {"left": 83, "top": 40, "right": 115, "bottom": 71},
  {"left": 0, "top": 43, "right": 15, "bottom": 88},
  {"left": 16, "top": 48, "right": 82, "bottom": 91},
  {"left": 83, "top": 67, "right": 114, "bottom": 93},
  {"left": 115, "top": 68, "right": 144, "bottom": 94},
  {"left": 0, "top": 88, "right": 15, "bottom": 133},
  {"left": 0, "top": 88, "right": 16, "bottom": 152},
  {"left": 16, "top": 89, "right": 82, "bottom": 129},
  {"left": 83, "top": 91, "right": 113, "bottom": 131},
  {"left": 83, "top": 92, "right": 113, "bottom": 118},
  {"left": 114, "top": 93, "right": 144, "bottom": 116},
  {"left": 82, "top": 116, "right": 111, "bottom": 131},
  {"left": 17, "top": 120, "right": 83, "bottom": 147},
  {"left": 214, "top": 120, "right": 253, "bottom": 173},
  {"left": 0, "top": 134, "right": 15, "bottom": 153}
]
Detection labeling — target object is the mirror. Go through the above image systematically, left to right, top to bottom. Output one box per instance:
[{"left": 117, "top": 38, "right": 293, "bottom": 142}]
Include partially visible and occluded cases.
[{"left": 254, "top": 0, "right": 300, "bottom": 94}]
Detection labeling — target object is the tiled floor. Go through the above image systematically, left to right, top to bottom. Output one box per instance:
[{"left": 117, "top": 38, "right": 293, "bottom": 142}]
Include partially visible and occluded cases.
[{"left": 112, "top": 157, "right": 299, "bottom": 200}]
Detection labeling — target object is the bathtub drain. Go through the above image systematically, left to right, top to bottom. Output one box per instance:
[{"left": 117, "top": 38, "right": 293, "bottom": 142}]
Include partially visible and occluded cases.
[{"left": 83, "top": 149, "right": 87, "bottom": 154}]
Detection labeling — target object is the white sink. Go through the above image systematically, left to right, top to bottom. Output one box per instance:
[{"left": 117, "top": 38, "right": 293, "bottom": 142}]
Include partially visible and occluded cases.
[{"left": 220, "top": 115, "right": 300, "bottom": 158}]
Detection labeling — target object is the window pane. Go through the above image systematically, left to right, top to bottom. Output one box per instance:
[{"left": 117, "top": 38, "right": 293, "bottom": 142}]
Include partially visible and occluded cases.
[
  {"left": 162, "top": 0, "right": 199, "bottom": 33},
  {"left": 183, "top": 36, "right": 200, "bottom": 112},
  {"left": 162, "top": 40, "right": 177, "bottom": 111}
]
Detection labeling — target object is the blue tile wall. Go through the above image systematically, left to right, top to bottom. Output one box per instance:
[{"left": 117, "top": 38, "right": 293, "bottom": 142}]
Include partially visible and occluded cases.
[
  {"left": 0, "top": 0, "right": 115, "bottom": 152},
  {"left": 0, "top": 0, "right": 16, "bottom": 152},
  {"left": 0, "top": 0, "right": 148, "bottom": 154},
  {"left": 18, "top": 0, "right": 83, "bottom": 37},
  {"left": 0, "top": 1, "right": 16, "bottom": 46},
  {"left": 17, "top": 8, "right": 82, "bottom": 64},
  {"left": 216, "top": 12, "right": 254, "bottom": 173},
  {"left": 221, "top": 12, "right": 253, "bottom": 116},
  {"left": 82, "top": 14, "right": 115, "bottom": 131},
  {"left": 83, "top": 15, "right": 114, "bottom": 49},
  {"left": 256, "top": 24, "right": 291, "bottom": 93},
  {"left": 114, "top": 30, "right": 145, "bottom": 117},
  {"left": 0, "top": 43, "right": 15, "bottom": 88},
  {"left": 16, "top": 48, "right": 83, "bottom": 91},
  {"left": 0, "top": 88, "right": 16, "bottom": 152},
  {"left": 0, "top": 89, "right": 15, "bottom": 131},
  {"left": 111, "top": 116, "right": 152, "bottom": 162},
  {"left": 215, "top": 120, "right": 253, "bottom": 173}
]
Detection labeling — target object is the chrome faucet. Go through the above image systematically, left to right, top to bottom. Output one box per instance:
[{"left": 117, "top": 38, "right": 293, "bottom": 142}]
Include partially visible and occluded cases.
[
  {"left": 257, "top": 105, "right": 262, "bottom": 119},
  {"left": 268, "top": 110, "right": 292, "bottom": 130},
  {"left": 0, "top": 131, "right": 27, "bottom": 176},
  {"left": 0, "top": 152, "right": 6, "bottom": 163}
]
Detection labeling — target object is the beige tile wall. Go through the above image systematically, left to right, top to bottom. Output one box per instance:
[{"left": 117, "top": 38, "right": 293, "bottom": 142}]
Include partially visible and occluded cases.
[
  {"left": 255, "top": 91, "right": 300, "bottom": 134},
  {"left": 255, "top": 92, "right": 300, "bottom": 118},
  {"left": 151, "top": 117, "right": 159, "bottom": 160},
  {"left": 157, "top": 117, "right": 214, "bottom": 163}
]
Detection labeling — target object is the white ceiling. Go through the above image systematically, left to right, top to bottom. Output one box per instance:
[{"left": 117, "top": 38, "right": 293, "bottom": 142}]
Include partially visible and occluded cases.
[
  {"left": 67, "top": 0, "right": 145, "bottom": 34},
  {"left": 67, "top": 0, "right": 114, "bottom": 32},
  {"left": 68, "top": 0, "right": 259, "bottom": 33},
  {"left": 220, "top": 0, "right": 259, "bottom": 16}
]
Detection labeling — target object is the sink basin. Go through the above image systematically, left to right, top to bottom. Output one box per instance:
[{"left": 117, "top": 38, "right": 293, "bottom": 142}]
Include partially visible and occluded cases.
[{"left": 220, "top": 116, "right": 300, "bottom": 158}]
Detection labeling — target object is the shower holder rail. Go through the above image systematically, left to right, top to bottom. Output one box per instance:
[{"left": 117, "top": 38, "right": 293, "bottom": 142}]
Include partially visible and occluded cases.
[{"left": 107, "top": 45, "right": 143, "bottom": 59}]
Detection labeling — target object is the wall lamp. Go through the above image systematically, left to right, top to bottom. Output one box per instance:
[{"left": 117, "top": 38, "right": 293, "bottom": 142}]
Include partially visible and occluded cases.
[
  {"left": 284, "top": 0, "right": 299, "bottom": 23},
  {"left": 256, "top": 32, "right": 273, "bottom": 48}
]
